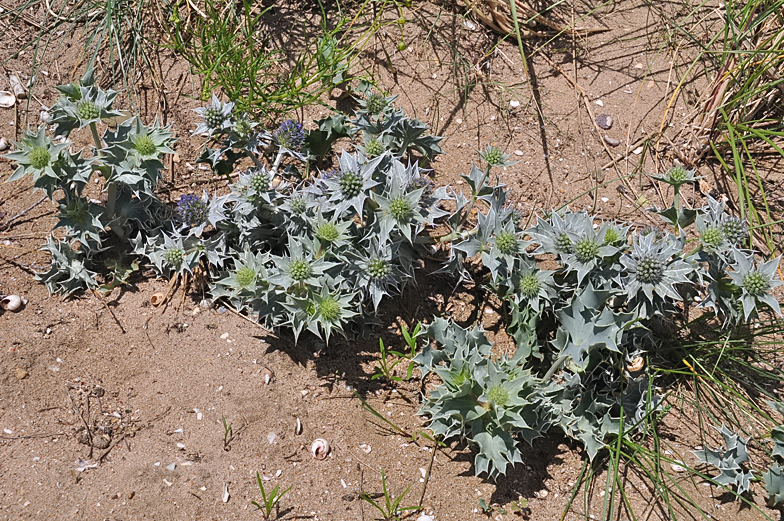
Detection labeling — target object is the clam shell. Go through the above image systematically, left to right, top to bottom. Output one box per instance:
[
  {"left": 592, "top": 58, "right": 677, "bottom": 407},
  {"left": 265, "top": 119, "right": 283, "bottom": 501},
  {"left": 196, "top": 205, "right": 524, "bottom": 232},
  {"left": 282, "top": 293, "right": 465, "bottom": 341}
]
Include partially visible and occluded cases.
[
  {"left": 0, "top": 90, "right": 15, "bottom": 108},
  {"left": 1, "top": 295, "right": 24, "bottom": 311},
  {"left": 310, "top": 438, "right": 330, "bottom": 460}
]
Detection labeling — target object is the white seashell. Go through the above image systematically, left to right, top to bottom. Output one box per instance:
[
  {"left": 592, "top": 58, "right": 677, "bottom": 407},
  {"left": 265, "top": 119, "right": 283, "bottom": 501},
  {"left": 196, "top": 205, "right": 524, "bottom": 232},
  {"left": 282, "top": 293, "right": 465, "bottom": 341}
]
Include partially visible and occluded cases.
[
  {"left": 0, "top": 91, "right": 15, "bottom": 108},
  {"left": 0, "top": 137, "right": 8, "bottom": 151},
  {"left": 150, "top": 292, "right": 165, "bottom": 306},
  {"left": 1, "top": 294, "right": 24, "bottom": 311},
  {"left": 295, "top": 418, "right": 302, "bottom": 435},
  {"left": 311, "top": 438, "right": 330, "bottom": 460},
  {"left": 360, "top": 443, "right": 372, "bottom": 454},
  {"left": 222, "top": 483, "right": 230, "bottom": 503}
]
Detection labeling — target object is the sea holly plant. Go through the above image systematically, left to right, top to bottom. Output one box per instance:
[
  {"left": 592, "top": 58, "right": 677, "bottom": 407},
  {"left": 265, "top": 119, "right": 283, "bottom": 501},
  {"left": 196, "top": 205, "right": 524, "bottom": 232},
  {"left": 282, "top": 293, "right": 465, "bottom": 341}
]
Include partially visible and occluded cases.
[
  {"left": 2, "top": 68, "right": 177, "bottom": 295},
  {"left": 4, "top": 72, "right": 783, "bottom": 482},
  {"left": 693, "top": 425, "right": 755, "bottom": 496}
]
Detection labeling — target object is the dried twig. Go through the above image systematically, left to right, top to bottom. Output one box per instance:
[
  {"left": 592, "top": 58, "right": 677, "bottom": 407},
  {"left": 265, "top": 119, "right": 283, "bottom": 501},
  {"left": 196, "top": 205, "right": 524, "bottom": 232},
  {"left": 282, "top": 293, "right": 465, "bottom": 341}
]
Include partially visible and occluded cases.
[{"left": 0, "top": 196, "right": 48, "bottom": 232}]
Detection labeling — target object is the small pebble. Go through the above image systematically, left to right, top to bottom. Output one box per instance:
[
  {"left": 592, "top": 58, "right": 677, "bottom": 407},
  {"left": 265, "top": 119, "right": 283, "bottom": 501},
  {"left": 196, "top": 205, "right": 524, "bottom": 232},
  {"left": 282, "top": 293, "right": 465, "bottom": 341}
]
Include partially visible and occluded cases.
[
  {"left": 595, "top": 99, "right": 604, "bottom": 107},
  {"left": 510, "top": 100, "right": 520, "bottom": 108},
  {"left": 596, "top": 114, "right": 613, "bottom": 129},
  {"left": 604, "top": 135, "right": 621, "bottom": 147},
  {"left": 633, "top": 146, "right": 643, "bottom": 154},
  {"left": 514, "top": 150, "right": 524, "bottom": 156},
  {"left": 601, "top": 197, "right": 609, "bottom": 203},
  {"left": 15, "top": 368, "right": 29, "bottom": 380},
  {"left": 671, "top": 462, "right": 687, "bottom": 472},
  {"left": 166, "top": 463, "right": 176, "bottom": 471}
]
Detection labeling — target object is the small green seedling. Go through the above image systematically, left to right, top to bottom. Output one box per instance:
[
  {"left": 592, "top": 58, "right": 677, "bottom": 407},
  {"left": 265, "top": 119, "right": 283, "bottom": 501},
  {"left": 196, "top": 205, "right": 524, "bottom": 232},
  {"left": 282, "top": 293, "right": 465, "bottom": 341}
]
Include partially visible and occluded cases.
[
  {"left": 371, "top": 322, "right": 422, "bottom": 382},
  {"left": 221, "top": 414, "right": 233, "bottom": 451},
  {"left": 360, "top": 469, "right": 418, "bottom": 521},
  {"left": 252, "top": 472, "right": 292, "bottom": 520}
]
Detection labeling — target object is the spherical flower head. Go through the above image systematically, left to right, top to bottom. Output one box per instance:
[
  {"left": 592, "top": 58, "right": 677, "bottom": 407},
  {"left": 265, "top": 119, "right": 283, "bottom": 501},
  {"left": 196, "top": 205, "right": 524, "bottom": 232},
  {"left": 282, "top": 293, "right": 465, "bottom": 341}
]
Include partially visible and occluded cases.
[
  {"left": 365, "top": 93, "right": 387, "bottom": 115},
  {"left": 77, "top": 100, "right": 100, "bottom": 121},
  {"left": 204, "top": 106, "right": 226, "bottom": 130},
  {"left": 234, "top": 118, "right": 253, "bottom": 138},
  {"left": 274, "top": 120, "right": 305, "bottom": 151},
  {"left": 132, "top": 135, "right": 157, "bottom": 157},
  {"left": 364, "top": 138, "right": 384, "bottom": 157},
  {"left": 482, "top": 145, "right": 505, "bottom": 167},
  {"left": 30, "top": 146, "right": 52, "bottom": 170},
  {"left": 667, "top": 165, "right": 689, "bottom": 184},
  {"left": 249, "top": 170, "right": 270, "bottom": 193},
  {"left": 339, "top": 171, "right": 363, "bottom": 199},
  {"left": 177, "top": 194, "right": 209, "bottom": 228},
  {"left": 289, "top": 196, "right": 307, "bottom": 215},
  {"left": 389, "top": 197, "right": 413, "bottom": 222},
  {"left": 721, "top": 217, "right": 747, "bottom": 245},
  {"left": 315, "top": 222, "right": 339, "bottom": 243},
  {"left": 700, "top": 226, "right": 724, "bottom": 253},
  {"left": 495, "top": 231, "right": 518, "bottom": 255},
  {"left": 556, "top": 232, "right": 574, "bottom": 254},
  {"left": 574, "top": 237, "right": 599, "bottom": 263},
  {"left": 165, "top": 247, "right": 184, "bottom": 266},
  {"left": 635, "top": 255, "right": 665, "bottom": 284},
  {"left": 367, "top": 258, "right": 391, "bottom": 280},
  {"left": 289, "top": 259, "right": 311, "bottom": 281},
  {"left": 235, "top": 266, "right": 257, "bottom": 289},
  {"left": 742, "top": 271, "right": 770, "bottom": 296},
  {"left": 519, "top": 273, "right": 541, "bottom": 298},
  {"left": 318, "top": 297, "right": 341, "bottom": 322},
  {"left": 487, "top": 385, "right": 509, "bottom": 407}
]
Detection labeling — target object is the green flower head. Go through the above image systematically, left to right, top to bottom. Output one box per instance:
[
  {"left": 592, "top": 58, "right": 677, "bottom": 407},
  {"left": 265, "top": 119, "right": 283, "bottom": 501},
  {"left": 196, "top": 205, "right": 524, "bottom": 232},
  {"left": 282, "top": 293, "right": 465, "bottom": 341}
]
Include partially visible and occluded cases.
[{"left": 4, "top": 126, "right": 70, "bottom": 185}]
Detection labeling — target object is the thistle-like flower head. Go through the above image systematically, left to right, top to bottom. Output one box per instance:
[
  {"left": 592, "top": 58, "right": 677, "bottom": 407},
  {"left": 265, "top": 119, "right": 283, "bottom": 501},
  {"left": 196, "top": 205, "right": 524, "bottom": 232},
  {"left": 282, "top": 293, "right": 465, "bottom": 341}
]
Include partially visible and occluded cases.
[
  {"left": 193, "top": 93, "right": 235, "bottom": 136},
  {"left": 273, "top": 119, "right": 306, "bottom": 151},
  {"left": 4, "top": 126, "right": 70, "bottom": 185},
  {"left": 620, "top": 232, "right": 693, "bottom": 316},
  {"left": 728, "top": 250, "right": 783, "bottom": 320}
]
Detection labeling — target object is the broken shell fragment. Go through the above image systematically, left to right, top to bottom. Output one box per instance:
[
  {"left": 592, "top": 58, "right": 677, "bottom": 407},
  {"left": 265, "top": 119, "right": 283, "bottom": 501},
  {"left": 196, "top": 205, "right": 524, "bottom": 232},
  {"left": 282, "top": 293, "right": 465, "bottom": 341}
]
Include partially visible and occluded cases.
[
  {"left": 9, "top": 74, "right": 25, "bottom": 99},
  {"left": 0, "top": 91, "right": 15, "bottom": 108},
  {"left": 596, "top": 114, "right": 613, "bottom": 130},
  {"left": 604, "top": 135, "right": 621, "bottom": 147},
  {"left": 0, "top": 137, "right": 8, "bottom": 151},
  {"left": 150, "top": 293, "right": 165, "bottom": 307},
  {"left": 1, "top": 295, "right": 25, "bottom": 312},
  {"left": 627, "top": 356, "right": 645, "bottom": 372},
  {"left": 295, "top": 418, "right": 302, "bottom": 435},
  {"left": 311, "top": 438, "right": 330, "bottom": 460}
]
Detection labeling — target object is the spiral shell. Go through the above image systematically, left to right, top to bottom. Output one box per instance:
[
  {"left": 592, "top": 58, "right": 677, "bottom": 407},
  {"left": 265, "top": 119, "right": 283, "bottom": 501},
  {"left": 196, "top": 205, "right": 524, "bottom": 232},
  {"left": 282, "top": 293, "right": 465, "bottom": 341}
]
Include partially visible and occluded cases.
[
  {"left": 1, "top": 295, "right": 25, "bottom": 312},
  {"left": 627, "top": 356, "right": 645, "bottom": 372},
  {"left": 310, "top": 438, "right": 330, "bottom": 460}
]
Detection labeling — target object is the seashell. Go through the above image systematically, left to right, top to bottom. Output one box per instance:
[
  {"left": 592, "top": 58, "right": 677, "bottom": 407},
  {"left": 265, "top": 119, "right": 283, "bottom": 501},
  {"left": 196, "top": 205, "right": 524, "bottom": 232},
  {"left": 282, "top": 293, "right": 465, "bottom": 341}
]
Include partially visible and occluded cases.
[
  {"left": 9, "top": 74, "right": 25, "bottom": 99},
  {"left": 0, "top": 90, "right": 15, "bottom": 108},
  {"left": 596, "top": 114, "right": 613, "bottom": 130},
  {"left": 604, "top": 135, "right": 621, "bottom": 147},
  {"left": 0, "top": 137, "right": 8, "bottom": 151},
  {"left": 150, "top": 293, "right": 165, "bottom": 306},
  {"left": 1, "top": 295, "right": 25, "bottom": 311},
  {"left": 627, "top": 356, "right": 645, "bottom": 372},
  {"left": 295, "top": 418, "right": 302, "bottom": 435},
  {"left": 311, "top": 438, "right": 330, "bottom": 460}
]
